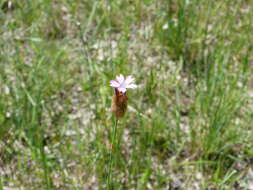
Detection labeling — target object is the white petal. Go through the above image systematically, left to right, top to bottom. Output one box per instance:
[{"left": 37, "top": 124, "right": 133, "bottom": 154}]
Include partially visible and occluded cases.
[
  {"left": 116, "top": 74, "right": 124, "bottom": 84},
  {"left": 125, "top": 75, "right": 135, "bottom": 85},
  {"left": 110, "top": 80, "right": 120, "bottom": 87},
  {"left": 119, "top": 81, "right": 127, "bottom": 89},
  {"left": 126, "top": 84, "right": 137, "bottom": 89},
  {"left": 118, "top": 87, "right": 127, "bottom": 93}
]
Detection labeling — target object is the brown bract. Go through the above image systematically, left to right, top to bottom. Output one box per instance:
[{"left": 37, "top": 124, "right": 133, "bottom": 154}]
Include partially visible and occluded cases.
[{"left": 111, "top": 88, "right": 128, "bottom": 118}]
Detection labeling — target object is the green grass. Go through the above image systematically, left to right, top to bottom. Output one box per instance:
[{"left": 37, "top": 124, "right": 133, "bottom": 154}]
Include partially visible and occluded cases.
[{"left": 0, "top": 0, "right": 253, "bottom": 189}]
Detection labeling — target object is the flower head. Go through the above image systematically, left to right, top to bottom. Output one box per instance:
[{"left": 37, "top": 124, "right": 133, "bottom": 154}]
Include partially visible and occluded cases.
[{"left": 110, "top": 74, "right": 137, "bottom": 93}]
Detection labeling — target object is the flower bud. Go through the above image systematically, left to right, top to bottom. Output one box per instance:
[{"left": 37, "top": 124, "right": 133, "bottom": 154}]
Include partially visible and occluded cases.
[{"left": 111, "top": 88, "right": 128, "bottom": 118}]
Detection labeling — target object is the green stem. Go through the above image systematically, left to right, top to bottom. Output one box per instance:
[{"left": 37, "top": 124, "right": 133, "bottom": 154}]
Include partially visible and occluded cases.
[{"left": 107, "top": 119, "right": 118, "bottom": 189}]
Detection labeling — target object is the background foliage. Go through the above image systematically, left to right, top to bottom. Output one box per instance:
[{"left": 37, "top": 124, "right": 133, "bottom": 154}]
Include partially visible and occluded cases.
[{"left": 0, "top": 0, "right": 252, "bottom": 189}]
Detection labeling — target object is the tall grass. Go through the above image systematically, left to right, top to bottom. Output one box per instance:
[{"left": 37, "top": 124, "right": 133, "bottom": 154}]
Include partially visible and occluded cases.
[{"left": 0, "top": 0, "right": 252, "bottom": 189}]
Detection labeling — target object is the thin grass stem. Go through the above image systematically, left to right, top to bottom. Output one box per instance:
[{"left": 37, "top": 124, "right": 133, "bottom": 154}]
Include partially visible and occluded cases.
[{"left": 107, "top": 118, "right": 118, "bottom": 189}]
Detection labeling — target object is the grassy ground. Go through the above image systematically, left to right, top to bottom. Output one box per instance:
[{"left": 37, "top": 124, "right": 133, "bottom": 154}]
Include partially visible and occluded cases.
[{"left": 0, "top": 0, "right": 253, "bottom": 189}]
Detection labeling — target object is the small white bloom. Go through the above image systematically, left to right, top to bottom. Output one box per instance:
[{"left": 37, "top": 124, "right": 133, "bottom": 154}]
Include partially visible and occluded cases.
[
  {"left": 162, "top": 23, "right": 168, "bottom": 30},
  {"left": 110, "top": 74, "right": 137, "bottom": 93}
]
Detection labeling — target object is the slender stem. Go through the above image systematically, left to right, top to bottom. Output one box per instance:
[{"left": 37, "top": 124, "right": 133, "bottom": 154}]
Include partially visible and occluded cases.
[{"left": 107, "top": 118, "right": 118, "bottom": 189}]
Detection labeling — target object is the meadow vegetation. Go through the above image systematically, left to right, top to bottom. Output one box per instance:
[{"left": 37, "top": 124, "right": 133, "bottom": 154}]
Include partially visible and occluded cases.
[{"left": 0, "top": 0, "right": 252, "bottom": 189}]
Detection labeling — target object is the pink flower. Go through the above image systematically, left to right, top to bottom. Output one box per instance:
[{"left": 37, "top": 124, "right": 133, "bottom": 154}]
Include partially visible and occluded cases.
[{"left": 110, "top": 74, "right": 137, "bottom": 93}]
